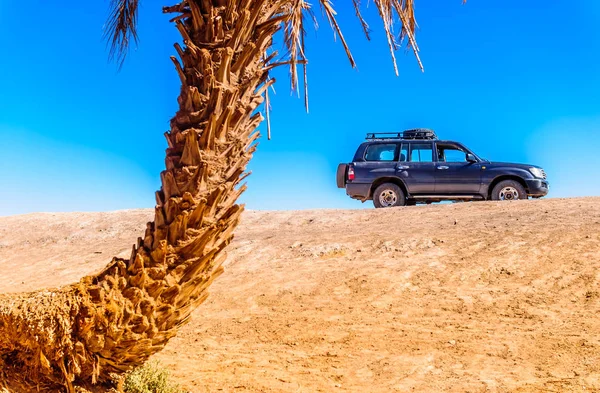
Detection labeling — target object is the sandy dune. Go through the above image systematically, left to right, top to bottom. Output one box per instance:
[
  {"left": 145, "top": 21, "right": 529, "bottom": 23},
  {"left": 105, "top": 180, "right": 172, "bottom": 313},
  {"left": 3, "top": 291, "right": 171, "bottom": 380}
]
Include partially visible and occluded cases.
[{"left": 1, "top": 198, "right": 599, "bottom": 392}]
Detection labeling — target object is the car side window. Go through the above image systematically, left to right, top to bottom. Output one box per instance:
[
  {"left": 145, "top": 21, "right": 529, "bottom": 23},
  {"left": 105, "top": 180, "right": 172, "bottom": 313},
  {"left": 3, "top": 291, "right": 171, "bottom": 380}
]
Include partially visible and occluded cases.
[
  {"left": 409, "top": 143, "right": 433, "bottom": 163},
  {"left": 365, "top": 144, "right": 397, "bottom": 161},
  {"left": 438, "top": 144, "right": 467, "bottom": 162}
]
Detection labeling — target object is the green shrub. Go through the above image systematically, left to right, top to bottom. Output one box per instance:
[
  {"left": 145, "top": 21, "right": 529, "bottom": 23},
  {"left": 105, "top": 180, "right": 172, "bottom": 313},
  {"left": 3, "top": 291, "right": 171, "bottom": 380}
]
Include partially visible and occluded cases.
[{"left": 123, "top": 361, "right": 185, "bottom": 393}]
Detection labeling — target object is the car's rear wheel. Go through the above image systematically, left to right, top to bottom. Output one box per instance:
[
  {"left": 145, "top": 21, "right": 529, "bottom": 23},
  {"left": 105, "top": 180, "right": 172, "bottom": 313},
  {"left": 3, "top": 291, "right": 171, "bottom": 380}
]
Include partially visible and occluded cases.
[
  {"left": 491, "top": 180, "right": 527, "bottom": 201},
  {"left": 373, "top": 183, "right": 406, "bottom": 208}
]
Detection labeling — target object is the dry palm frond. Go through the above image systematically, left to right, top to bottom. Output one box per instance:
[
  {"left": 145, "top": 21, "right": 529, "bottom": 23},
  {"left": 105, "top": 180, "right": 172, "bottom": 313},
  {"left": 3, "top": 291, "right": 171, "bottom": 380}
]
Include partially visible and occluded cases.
[
  {"left": 104, "top": 0, "right": 140, "bottom": 67},
  {"left": 104, "top": 0, "right": 425, "bottom": 85},
  {"left": 263, "top": 0, "right": 423, "bottom": 113},
  {"left": 281, "top": 0, "right": 314, "bottom": 111},
  {"left": 283, "top": 0, "right": 308, "bottom": 90},
  {"left": 313, "top": 0, "right": 422, "bottom": 74},
  {"left": 318, "top": 0, "right": 357, "bottom": 68},
  {"left": 352, "top": 0, "right": 371, "bottom": 40},
  {"left": 374, "top": 0, "right": 401, "bottom": 75},
  {"left": 394, "top": 0, "right": 423, "bottom": 71},
  {"left": 301, "top": 31, "right": 309, "bottom": 111},
  {"left": 265, "top": 82, "right": 272, "bottom": 139}
]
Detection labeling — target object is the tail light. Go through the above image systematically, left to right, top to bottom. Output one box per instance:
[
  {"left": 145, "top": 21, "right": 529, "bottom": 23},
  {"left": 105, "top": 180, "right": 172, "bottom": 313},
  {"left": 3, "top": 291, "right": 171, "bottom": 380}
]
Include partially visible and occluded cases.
[{"left": 347, "top": 166, "right": 355, "bottom": 181}]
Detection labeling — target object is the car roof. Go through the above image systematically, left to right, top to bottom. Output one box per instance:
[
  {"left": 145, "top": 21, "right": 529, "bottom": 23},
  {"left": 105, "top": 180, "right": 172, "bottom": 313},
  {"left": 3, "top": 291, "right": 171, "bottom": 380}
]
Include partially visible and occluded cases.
[{"left": 363, "top": 139, "right": 460, "bottom": 144}]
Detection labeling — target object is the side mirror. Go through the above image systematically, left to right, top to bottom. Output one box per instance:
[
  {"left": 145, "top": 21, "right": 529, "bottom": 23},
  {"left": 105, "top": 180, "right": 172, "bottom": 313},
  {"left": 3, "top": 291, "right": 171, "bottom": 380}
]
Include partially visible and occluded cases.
[{"left": 466, "top": 153, "right": 477, "bottom": 163}]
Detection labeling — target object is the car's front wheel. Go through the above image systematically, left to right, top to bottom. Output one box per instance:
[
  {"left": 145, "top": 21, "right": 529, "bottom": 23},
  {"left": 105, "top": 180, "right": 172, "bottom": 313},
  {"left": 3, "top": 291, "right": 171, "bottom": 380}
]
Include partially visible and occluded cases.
[
  {"left": 491, "top": 180, "right": 527, "bottom": 201},
  {"left": 373, "top": 183, "right": 406, "bottom": 208}
]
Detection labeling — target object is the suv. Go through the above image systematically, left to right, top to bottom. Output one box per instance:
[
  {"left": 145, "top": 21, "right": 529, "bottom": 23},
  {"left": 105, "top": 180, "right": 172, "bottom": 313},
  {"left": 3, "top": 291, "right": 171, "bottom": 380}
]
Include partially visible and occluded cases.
[{"left": 337, "top": 129, "right": 549, "bottom": 208}]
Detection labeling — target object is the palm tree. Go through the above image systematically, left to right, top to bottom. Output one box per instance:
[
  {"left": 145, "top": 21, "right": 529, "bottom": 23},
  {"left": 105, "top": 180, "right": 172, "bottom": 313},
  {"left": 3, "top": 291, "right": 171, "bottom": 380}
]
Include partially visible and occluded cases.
[{"left": 0, "top": 0, "right": 422, "bottom": 391}]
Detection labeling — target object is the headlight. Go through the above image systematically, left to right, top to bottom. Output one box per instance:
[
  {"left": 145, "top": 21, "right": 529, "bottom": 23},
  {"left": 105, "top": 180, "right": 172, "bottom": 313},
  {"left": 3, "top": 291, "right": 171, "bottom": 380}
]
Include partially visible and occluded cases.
[{"left": 529, "top": 167, "right": 545, "bottom": 179}]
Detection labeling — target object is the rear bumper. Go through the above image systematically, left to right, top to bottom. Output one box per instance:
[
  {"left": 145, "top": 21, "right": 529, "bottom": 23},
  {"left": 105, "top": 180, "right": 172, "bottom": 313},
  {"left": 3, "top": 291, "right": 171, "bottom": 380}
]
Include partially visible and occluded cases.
[
  {"left": 526, "top": 179, "right": 549, "bottom": 197},
  {"left": 346, "top": 183, "right": 371, "bottom": 200}
]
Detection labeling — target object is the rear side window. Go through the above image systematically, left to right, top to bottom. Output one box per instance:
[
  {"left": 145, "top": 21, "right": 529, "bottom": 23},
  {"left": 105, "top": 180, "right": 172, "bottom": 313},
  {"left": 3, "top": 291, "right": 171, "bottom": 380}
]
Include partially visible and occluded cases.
[
  {"left": 409, "top": 143, "right": 433, "bottom": 162},
  {"left": 365, "top": 144, "right": 397, "bottom": 161}
]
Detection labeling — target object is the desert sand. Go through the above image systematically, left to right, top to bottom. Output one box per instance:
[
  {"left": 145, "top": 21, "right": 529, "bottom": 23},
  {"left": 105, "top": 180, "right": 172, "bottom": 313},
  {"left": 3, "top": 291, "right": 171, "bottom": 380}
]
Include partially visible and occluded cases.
[{"left": 1, "top": 198, "right": 599, "bottom": 392}]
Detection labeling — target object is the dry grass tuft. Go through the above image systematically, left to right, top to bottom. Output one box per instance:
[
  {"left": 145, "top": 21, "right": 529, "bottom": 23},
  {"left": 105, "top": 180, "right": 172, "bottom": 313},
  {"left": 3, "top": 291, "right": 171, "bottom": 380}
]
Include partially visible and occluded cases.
[{"left": 123, "top": 361, "right": 185, "bottom": 393}]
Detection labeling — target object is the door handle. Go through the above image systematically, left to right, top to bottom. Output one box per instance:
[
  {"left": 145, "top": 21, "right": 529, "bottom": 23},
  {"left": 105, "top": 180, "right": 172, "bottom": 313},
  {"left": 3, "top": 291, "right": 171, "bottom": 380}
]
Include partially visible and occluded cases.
[
  {"left": 397, "top": 165, "right": 409, "bottom": 170},
  {"left": 437, "top": 166, "right": 449, "bottom": 170}
]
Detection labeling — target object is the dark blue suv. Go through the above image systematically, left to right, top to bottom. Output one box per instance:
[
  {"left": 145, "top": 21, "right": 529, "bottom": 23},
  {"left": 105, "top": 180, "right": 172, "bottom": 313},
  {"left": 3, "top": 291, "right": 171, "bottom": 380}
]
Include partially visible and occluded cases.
[{"left": 336, "top": 129, "right": 549, "bottom": 208}]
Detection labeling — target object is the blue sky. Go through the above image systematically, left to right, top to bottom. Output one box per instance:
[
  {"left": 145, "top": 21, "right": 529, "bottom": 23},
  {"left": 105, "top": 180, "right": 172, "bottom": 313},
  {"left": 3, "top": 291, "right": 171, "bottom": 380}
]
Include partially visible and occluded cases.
[{"left": 1, "top": 0, "right": 599, "bottom": 215}]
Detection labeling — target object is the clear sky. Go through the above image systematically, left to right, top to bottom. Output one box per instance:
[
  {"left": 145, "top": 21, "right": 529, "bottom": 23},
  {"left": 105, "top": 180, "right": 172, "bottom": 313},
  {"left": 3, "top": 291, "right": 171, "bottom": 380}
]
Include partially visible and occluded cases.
[{"left": 1, "top": 1, "right": 599, "bottom": 215}]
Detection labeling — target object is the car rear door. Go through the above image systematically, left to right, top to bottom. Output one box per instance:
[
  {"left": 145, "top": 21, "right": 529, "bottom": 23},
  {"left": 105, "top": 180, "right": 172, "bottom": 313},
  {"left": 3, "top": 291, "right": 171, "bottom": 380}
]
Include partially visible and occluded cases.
[
  {"left": 352, "top": 142, "right": 399, "bottom": 183},
  {"left": 397, "top": 142, "right": 436, "bottom": 194},
  {"left": 434, "top": 142, "right": 482, "bottom": 194}
]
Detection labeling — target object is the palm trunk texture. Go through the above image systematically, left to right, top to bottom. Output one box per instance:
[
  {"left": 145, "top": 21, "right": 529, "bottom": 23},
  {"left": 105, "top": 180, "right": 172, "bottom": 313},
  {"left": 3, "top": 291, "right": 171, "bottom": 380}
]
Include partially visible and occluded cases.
[{"left": 0, "top": 1, "right": 282, "bottom": 391}]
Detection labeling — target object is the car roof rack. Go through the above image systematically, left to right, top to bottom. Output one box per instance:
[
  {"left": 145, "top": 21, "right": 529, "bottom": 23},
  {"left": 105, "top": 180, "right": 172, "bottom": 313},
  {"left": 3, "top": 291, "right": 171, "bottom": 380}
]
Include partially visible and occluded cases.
[{"left": 366, "top": 128, "right": 438, "bottom": 141}]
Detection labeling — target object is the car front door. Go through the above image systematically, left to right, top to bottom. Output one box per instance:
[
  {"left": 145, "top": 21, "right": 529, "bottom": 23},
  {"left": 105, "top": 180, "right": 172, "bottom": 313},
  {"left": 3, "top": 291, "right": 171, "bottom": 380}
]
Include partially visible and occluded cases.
[
  {"left": 397, "top": 142, "right": 436, "bottom": 194},
  {"left": 434, "top": 142, "right": 482, "bottom": 194}
]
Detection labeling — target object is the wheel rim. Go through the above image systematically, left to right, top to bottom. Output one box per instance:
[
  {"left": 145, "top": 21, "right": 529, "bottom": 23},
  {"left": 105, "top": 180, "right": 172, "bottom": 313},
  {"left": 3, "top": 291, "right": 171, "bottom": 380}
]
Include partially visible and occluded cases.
[
  {"left": 499, "top": 186, "right": 519, "bottom": 201},
  {"left": 379, "top": 189, "right": 398, "bottom": 207}
]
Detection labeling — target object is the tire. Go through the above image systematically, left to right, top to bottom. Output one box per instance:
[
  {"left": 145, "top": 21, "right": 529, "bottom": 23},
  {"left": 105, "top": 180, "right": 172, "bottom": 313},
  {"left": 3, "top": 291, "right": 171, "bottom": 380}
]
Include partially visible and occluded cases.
[
  {"left": 336, "top": 164, "right": 348, "bottom": 189},
  {"left": 491, "top": 180, "right": 527, "bottom": 201},
  {"left": 373, "top": 183, "right": 406, "bottom": 208}
]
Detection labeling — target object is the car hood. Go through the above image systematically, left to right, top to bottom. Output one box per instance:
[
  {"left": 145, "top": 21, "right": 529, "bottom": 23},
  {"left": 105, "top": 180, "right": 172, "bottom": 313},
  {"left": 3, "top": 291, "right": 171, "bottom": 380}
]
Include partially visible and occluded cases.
[{"left": 483, "top": 161, "right": 538, "bottom": 170}]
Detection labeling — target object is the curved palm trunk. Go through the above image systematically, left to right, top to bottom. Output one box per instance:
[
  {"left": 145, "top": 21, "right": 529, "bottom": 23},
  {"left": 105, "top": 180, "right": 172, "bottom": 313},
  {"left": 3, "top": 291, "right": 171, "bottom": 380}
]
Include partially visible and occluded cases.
[{"left": 0, "top": 1, "right": 281, "bottom": 391}]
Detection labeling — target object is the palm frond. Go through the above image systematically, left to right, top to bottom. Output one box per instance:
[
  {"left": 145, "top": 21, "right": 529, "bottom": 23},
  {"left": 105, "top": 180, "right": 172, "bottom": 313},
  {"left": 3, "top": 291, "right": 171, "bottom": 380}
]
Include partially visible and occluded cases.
[
  {"left": 104, "top": 0, "right": 140, "bottom": 67},
  {"left": 267, "top": 0, "right": 425, "bottom": 116},
  {"left": 281, "top": 0, "right": 315, "bottom": 111},
  {"left": 314, "top": 0, "right": 423, "bottom": 75},
  {"left": 319, "top": 0, "right": 357, "bottom": 68},
  {"left": 352, "top": 0, "right": 371, "bottom": 40},
  {"left": 374, "top": 0, "right": 401, "bottom": 75},
  {"left": 394, "top": 0, "right": 423, "bottom": 71},
  {"left": 282, "top": 1, "right": 310, "bottom": 92}
]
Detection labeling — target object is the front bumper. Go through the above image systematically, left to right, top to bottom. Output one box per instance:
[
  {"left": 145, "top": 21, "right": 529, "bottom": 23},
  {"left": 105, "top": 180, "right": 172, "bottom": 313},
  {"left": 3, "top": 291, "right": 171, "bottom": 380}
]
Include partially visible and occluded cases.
[{"left": 526, "top": 179, "right": 549, "bottom": 197}]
